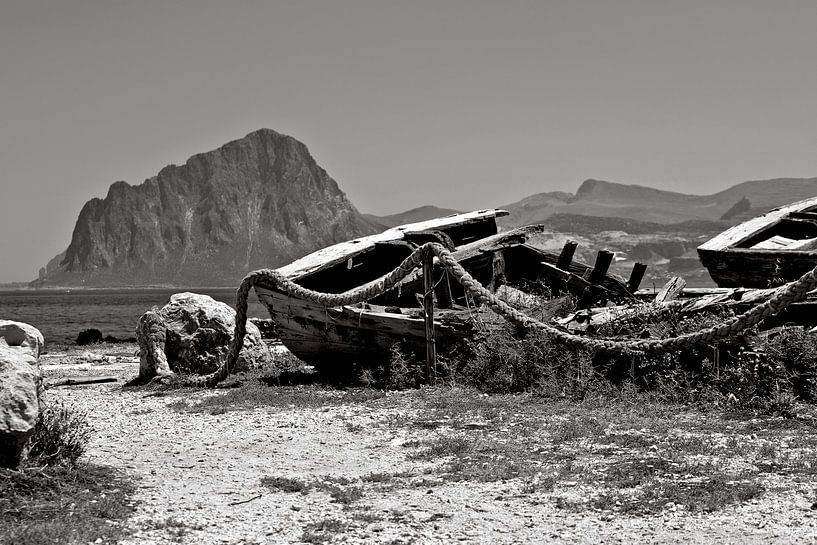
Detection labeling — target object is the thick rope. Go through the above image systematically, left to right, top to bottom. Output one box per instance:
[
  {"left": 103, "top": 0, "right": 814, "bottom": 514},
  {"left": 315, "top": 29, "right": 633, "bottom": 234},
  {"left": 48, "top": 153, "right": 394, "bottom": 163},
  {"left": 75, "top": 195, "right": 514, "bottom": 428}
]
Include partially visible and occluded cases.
[{"left": 184, "top": 243, "right": 817, "bottom": 386}]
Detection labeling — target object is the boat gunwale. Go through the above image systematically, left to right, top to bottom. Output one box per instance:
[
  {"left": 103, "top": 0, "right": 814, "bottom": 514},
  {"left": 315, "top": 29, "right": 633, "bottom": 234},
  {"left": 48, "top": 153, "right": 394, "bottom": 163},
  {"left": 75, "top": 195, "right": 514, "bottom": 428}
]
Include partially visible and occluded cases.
[
  {"left": 275, "top": 209, "right": 509, "bottom": 280},
  {"left": 698, "top": 247, "right": 817, "bottom": 257}
]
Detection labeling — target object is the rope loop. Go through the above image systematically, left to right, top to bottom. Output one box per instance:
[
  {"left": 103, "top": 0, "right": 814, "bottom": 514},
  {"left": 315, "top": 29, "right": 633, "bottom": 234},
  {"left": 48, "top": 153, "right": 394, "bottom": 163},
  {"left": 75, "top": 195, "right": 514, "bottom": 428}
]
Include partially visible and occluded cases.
[{"left": 183, "top": 242, "right": 817, "bottom": 387}]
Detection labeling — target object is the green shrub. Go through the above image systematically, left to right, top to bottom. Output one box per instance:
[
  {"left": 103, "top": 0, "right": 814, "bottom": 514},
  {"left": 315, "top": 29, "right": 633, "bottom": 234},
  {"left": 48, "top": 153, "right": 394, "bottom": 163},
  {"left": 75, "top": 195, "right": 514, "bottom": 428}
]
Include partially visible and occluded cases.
[
  {"left": 445, "top": 302, "right": 817, "bottom": 409},
  {"left": 452, "top": 324, "right": 595, "bottom": 396},
  {"left": 760, "top": 327, "right": 817, "bottom": 401},
  {"left": 358, "top": 343, "right": 427, "bottom": 390},
  {"left": 25, "top": 402, "right": 93, "bottom": 467}
]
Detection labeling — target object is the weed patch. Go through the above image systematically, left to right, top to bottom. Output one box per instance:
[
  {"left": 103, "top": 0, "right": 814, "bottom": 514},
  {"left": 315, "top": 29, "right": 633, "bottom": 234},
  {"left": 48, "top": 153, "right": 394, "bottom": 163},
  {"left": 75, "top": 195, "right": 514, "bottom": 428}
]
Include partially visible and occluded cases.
[
  {"left": 169, "top": 382, "right": 386, "bottom": 414},
  {"left": 26, "top": 401, "right": 93, "bottom": 467},
  {"left": 0, "top": 464, "right": 137, "bottom": 545},
  {"left": 261, "top": 474, "right": 368, "bottom": 504},
  {"left": 260, "top": 475, "right": 310, "bottom": 493},
  {"left": 588, "top": 477, "right": 765, "bottom": 514},
  {"left": 301, "top": 518, "right": 348, "bottom": 543}
]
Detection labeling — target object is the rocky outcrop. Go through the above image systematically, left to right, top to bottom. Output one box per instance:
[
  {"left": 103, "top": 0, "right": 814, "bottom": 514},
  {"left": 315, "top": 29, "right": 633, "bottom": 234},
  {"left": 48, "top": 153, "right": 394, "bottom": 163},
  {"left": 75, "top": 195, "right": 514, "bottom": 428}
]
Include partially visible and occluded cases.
[
  {"left": 39, "top": 129, "right": 378, "bottom": 287},
  {"left": 720, "top": 197, "right": 752, "bottom": 221},
  {"left": 136, "top": 293, "right": 273, "bottom": 380},
  {"left": 0, "top": 320, "right": 45, "bottom": 358},
  {"left": 0, "top": 331, "right": 41, "bottom": 468}
]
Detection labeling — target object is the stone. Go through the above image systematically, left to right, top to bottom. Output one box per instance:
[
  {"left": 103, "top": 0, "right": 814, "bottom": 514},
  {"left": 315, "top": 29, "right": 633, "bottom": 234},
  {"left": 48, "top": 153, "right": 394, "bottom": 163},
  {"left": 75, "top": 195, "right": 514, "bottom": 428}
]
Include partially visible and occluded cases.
[
  {"left": 137, "top": 292, "right": 272, "bottom": 377},
  {"left": 135, "top": 310, "right": 173, "bottom": 382},
  {"left": 0, "top": 320, "right": 44, "bottom": 358},
  {"left": 0, "top": 341, "right": 40, "bottom": 468}
]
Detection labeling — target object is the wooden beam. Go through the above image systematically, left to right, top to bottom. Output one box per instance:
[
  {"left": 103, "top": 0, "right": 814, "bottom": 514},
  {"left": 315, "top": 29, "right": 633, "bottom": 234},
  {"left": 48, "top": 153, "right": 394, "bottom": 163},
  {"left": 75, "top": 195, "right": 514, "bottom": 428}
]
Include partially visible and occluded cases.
[
  {"left": 557, "top": 241, "right": 578, "bottom": 270},
  {"left": 588, "top": 250, "right": 615, "bottom": 285},
  {"left": 422, "top": 251, "right": 437, "bottom": 384},
  {"left": 489, "top": 252, "right": 506, "bottom": 292},
  {"left": 541, "top": 261, "right": 592, "bottom": 289},
  {"left": 627, "top": 262, "right": 648, "bottom": 293},
  {"left": 434, "top": 269, "right": 453, "bottom": 309},
  {"left": 47, "top": 376, "right": 118, "bottom": 388}
]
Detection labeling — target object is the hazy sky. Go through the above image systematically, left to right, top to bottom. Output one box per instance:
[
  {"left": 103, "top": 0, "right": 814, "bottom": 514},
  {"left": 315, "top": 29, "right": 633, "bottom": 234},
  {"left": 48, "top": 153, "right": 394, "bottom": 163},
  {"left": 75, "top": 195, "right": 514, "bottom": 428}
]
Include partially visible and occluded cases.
[{"left": 2, "top": 1, "right": 817, "bottom": 281}]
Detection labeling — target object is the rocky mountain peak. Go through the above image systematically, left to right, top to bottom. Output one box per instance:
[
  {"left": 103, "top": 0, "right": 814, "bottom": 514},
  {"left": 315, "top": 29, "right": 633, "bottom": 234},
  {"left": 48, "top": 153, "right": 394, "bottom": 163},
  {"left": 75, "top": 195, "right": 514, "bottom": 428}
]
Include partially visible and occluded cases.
[{"left": 39, "top": 129, "right": 378, "bottom": 287}]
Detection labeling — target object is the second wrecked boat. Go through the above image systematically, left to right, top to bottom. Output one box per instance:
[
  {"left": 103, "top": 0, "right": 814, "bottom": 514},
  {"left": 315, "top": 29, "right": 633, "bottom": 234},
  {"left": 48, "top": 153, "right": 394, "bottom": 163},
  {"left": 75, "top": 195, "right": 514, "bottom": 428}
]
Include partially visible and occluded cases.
[
  {"left": 698, "top": 196, "right": 817, "bottom": 288},
  {"left": 252, "top": 210, "right": 644, "bottom": 367}
]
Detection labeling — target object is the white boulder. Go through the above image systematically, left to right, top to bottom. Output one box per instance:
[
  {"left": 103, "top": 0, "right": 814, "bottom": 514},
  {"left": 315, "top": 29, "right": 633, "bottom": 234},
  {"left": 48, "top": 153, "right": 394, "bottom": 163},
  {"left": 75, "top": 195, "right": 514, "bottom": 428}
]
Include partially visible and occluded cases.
[
  {"left": 138, "top": 292, "right": 272, "bottom": 377},
  {"left": 0, "top": 320, "right": 44, "bottom": 359},
  {"left": 0, "top": 340, "right": 40, "bottom": 468}
]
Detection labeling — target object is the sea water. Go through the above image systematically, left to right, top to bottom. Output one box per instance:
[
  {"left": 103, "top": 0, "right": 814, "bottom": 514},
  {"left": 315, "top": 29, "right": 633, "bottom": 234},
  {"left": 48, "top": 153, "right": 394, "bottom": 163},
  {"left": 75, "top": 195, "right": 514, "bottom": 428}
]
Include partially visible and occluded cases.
[{"left": 0, "top": 289, "right": 268, "bottom": 346}]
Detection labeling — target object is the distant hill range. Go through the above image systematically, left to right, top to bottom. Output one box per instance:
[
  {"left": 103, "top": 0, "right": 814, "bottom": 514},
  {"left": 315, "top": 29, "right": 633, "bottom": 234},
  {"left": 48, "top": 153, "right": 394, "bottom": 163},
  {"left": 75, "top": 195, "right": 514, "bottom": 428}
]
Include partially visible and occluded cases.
[
  {"left": 36, "top": 127, "right": 817, "bottom": 287},
  {"left": 37, "top": 129, "right": 378, "bottom": 287},
  {"left": 497, "top": 178, "right": 817, "bottom": 229}
]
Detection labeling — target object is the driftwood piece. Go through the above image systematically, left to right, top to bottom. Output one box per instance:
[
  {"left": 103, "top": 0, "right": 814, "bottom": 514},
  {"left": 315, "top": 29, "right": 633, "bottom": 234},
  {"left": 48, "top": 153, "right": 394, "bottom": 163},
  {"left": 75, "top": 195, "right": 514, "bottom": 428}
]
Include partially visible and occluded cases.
[
  {"left": 654, "top": 276, "right": 687, "bottom": 304},
  {"left": 48, "top": 376, "right": 118, "bottom": 387}
]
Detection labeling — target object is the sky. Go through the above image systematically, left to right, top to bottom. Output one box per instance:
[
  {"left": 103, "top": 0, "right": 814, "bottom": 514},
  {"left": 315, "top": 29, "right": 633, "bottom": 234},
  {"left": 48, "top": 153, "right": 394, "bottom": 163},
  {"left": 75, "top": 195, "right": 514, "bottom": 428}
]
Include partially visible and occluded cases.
[{"left": 2, "top": 1, "right": 817, "bottom": 282}]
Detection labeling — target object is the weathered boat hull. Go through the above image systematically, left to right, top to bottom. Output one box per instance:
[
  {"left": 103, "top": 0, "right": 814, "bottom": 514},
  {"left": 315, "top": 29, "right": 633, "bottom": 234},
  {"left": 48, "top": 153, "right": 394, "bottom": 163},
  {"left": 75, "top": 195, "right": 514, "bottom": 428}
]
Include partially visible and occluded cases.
[
  {"left": 698, "top": 196, "right": 817, "bottom": 288},
  {"left": 254, "top": 209, "right": 641, "bottom": 365},
  {"left": 697, "top": 248, "right": 817, "bottom": 288},
  {"left": 254, "top": 286, "right": 474, "bottom": 366}
]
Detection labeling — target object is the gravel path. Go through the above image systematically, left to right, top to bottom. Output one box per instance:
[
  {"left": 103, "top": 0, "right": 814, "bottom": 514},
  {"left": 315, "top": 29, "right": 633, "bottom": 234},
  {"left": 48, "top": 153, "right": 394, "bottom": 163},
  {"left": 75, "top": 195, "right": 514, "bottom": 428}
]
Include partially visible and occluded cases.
[{"left": 41, "top": 352, "right": 817, "bottom": 544}]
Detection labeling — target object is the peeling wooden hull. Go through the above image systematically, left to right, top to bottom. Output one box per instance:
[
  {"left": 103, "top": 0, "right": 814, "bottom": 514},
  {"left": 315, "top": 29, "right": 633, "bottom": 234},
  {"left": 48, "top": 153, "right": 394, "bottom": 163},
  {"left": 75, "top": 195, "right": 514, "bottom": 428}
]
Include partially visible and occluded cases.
[
  {"left": 698, "top": 196, "right": 817, "bottom": 288},
  {"left": 252, "top": 209, "right": 641, "bottom": 365},
  {"left": 697, "top": 248, "right": 817, "bottom": 288},
  {"left": 254, "top": 286, "right": 474, "bottom": 365}
]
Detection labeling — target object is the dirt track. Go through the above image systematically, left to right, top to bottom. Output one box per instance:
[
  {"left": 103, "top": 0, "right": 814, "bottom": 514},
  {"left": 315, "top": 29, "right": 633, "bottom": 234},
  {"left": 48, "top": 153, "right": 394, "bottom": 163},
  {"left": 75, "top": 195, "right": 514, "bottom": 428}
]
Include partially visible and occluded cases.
[{"left": 42, "top": 346, "right": 817, "bottom": 545}]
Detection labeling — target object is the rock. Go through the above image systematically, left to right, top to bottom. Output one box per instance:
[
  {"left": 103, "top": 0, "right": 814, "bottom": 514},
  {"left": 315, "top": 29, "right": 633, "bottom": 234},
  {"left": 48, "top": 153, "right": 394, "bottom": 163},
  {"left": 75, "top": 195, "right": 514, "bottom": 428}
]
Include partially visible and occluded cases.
[
  {"left": 38, "top": 129, "right": 379, "bottom": 287},
  {"left": 137, "top": 292, "right": 272, "bottom": 377},
  {"left": 135, "top": 310, "right": 173, "bottom": 382},
  {"left": 0, "top": 320, "right": 44, "bottom": 358},
  {"left": 76, "top": 328, "right": 103, "bottom": 345},
  {"left": 0, "top": 341, "right": 40, "bottom": 468}
]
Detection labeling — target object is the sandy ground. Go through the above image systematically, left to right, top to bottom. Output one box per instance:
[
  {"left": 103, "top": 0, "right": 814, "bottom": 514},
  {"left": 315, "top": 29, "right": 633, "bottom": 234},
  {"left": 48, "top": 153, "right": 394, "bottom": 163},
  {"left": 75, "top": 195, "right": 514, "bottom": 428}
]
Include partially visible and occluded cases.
[{"left": 39, "top": 345, "right": 817, "bottom": 545}]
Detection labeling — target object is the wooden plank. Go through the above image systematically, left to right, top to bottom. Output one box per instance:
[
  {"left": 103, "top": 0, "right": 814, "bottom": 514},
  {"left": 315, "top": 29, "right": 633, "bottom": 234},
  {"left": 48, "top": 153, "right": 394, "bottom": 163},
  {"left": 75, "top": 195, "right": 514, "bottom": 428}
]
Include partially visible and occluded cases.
[
  {"left": 276, "top": 209, "right": 509, "bottom": 280},
  {"left": 391, "top": 226, "right": 543, "bottom": 290},
  {"left": 557, "top": 241, "right": 578, "bottom": 270},
  {"left": 697, "top": 247, "right": 817, "bottom": 288},
  {"left": 588, "top": 250, "right": 615, "bottom": 284},
  {"left": 423, "top": 252, "right": 437, "bottom": 384},
  {"left": 489, "top": 252, "right": 506, "bottom": 292},
  {"left": 540, "top": 261, "right": 592, "bottom": 288},
  {"left": 627, "top": 262, "right": 648, "bottom": 293},
  {"left": 434, "top": 268, "right": 453, "bottom": 309},
  {"left": 654, "top": 276, "right": 687, "bottom": 304},
  {"left": 561, "top": 285, "right": 817, "bottom": 333},
  {"left": 254, "top": 286, "right": 474, "bottom": 364}
]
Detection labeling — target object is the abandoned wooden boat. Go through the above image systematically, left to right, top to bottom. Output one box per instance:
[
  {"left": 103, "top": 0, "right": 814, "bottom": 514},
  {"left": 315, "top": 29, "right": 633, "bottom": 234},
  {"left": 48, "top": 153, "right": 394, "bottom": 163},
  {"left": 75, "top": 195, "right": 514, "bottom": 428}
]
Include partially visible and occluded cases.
[
  {"left": 698, "top": 196, "right": 817, "bottom": 288},
  {"left": 253, "top": 210, "right": 644, "bottom": 366}
]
